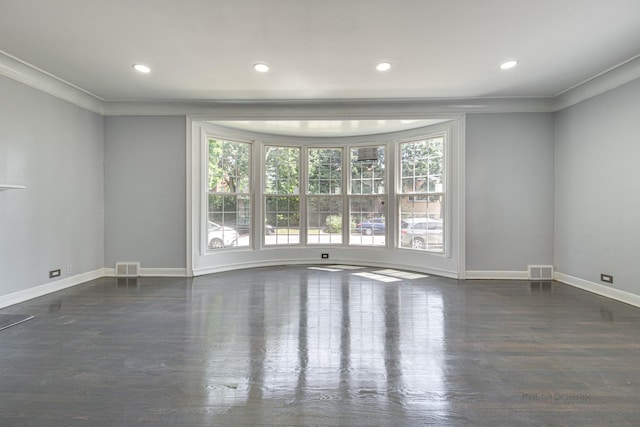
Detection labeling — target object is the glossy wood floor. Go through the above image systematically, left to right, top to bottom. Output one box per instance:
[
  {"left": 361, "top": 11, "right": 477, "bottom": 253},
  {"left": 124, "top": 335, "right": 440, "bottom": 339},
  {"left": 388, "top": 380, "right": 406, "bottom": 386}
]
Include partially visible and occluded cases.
[{"left": 1, "top": 265, "right": 640, "bottom": 426}]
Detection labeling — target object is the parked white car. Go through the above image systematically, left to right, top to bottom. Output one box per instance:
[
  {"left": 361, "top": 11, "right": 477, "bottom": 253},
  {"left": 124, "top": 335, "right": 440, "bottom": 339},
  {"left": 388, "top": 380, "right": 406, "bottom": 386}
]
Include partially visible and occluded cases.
[
  {"left": 400, "top": 218, "right": 443, "bottom": 250},
  {"left": 208, "top": 221, "right": 238, "bottom": 249}
]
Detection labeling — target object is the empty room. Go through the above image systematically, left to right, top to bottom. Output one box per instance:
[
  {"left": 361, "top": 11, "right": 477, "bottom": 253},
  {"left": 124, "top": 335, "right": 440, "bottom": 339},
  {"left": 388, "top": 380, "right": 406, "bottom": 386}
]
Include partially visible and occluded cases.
[{"left": 1, "top": 0, "right": 640, "bottom": 425}]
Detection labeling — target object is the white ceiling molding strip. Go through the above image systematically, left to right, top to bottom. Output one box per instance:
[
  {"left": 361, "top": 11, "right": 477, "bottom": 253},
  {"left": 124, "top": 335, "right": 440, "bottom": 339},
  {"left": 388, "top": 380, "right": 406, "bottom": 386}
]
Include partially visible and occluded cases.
[
  {"left": 0, "top": 50, "right": 105, "bottom": 114},
  {"left": 554, "top": 54, "right": 640, "bottom": 111},
  {"left": 102, "top": 97, "right": 555, "bottom": 117}
]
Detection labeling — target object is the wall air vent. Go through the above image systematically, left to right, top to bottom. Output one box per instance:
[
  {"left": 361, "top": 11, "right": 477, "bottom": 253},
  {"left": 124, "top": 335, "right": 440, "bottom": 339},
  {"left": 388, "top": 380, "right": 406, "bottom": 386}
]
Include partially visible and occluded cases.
[
  {"left": 115, "top": 262, "right": 140, "bottom": 277},
  {"left": 528, "top": 265, "right": 554, "bottom": 280}
]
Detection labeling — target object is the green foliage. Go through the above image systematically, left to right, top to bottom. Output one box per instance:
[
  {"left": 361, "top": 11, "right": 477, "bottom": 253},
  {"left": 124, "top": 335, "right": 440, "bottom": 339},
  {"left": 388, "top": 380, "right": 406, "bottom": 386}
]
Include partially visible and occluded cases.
[
  {"left": 400, "top": 137, "right": 444, "bottom": 193},
  {"left": 208, "top": 139, "right": 250, "bottom": 193},
  {"left": 265, "top": 146, "right": 300, "bottom": 194},
  {"left": 308, "top": 148, "right": 342, "bottom": 194},
  {"left": 265, "top": 196, "right": 300, "bottom": 227},
  {"left": 325, "top": 215, "right": 342, "bottom": 233}
]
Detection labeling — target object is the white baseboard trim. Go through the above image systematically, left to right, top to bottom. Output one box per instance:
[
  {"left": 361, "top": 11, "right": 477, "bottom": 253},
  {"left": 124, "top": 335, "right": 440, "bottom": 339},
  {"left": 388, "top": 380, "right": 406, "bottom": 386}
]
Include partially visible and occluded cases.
[
  {"left": 1, "top": 267, "right": 190, "bottom": 309},
  {"left": 0, "top": 268, "right": 107, "bottom": 309},
  {"left": 102, "top": 268, "right": 188, "bottom": 277},
  {"left": 465, "top": 270, "right": 529, "bottom": 280},
  {"left": 554, "top": 272, "right": 640, "bottom": 308}
]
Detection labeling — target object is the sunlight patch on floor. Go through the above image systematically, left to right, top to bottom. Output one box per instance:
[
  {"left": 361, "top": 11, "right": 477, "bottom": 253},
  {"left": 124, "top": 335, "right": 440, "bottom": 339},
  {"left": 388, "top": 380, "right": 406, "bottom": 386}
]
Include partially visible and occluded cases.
[
  {"left": 374, "top": 269, "right": 429, "bottom": 280},
  {"left": 353, "top": 272, "right": 401, "bottom": 283}
]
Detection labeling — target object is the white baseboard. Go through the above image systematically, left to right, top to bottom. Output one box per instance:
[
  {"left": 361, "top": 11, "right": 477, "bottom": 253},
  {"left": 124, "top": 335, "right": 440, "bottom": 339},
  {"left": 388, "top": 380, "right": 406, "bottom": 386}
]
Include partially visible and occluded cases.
[
  {"left": 1, "top": 267, "right": 190, "bottom": 309},
  {"left": 6, "top": 267, "right": 637, "bottom": 311},
  {"left": 0, "top": 268, "right": 107, "bottom": 309},
  {"left": 102, "top": 268, "right": 188, "bottom": 277},
  {"left": 465, "top": 270, "right": 529, "bottom": 280},
  {"left": 554, "top": 272, "right": 640, "bottom": 308}
]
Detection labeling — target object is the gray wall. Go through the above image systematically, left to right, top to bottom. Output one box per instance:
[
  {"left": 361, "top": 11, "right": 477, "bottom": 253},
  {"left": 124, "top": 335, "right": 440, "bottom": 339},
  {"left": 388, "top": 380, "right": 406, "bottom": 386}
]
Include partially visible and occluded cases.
[
  {"left": 8, "top": 66, "right": 636, "bottom": 298},
  {"left": 0, "top": 76, "right": 104, "bottom": 295},
  {"left": 555, "top": 78, "right": 640, "bottom": 295},
  {"left": 466, "top": 113, "right": 555, "bottom": 271},
  {"left": 103, "top": 114, "right": 556, "bottom": 274},
  {"left": 104, "top": 116, "right": 186, "bottom": 269}
]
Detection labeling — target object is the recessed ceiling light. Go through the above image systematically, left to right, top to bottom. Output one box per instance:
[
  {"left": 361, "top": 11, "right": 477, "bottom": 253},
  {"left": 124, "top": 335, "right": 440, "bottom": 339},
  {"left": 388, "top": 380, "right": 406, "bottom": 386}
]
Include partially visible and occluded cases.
[
  {"left": 500, "top": 60, "right": 518, "bottom": 70},
  {"left": 376, "top": 62, "right": 392, "bottom": 72},
  {"left": 253, "top": 63, "right": 270, "bottom": 73},
  {"left": 132, "top": 64, "right": 151, "bottom": 73}
]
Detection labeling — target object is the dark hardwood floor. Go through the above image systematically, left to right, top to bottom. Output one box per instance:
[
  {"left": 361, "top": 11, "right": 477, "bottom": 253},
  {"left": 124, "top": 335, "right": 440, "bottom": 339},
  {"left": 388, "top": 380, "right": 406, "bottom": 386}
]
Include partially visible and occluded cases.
[{"left": 1, "top": 265, "right": 639, "bottom": 426}]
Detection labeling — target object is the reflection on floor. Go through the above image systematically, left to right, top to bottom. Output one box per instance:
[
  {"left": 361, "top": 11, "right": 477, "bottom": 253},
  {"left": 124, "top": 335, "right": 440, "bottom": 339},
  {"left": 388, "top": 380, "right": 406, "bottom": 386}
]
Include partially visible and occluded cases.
[
  {"left": 1, "top": 265, "right": 639, "bottom": 426},
  {"left": 0, "top": 313, "right": 34, "bottom": 331}
]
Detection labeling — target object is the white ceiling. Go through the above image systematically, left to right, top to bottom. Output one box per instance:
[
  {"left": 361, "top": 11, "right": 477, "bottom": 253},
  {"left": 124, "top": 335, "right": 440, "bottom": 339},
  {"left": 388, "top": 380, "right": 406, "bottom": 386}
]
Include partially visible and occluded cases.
[
  {"left": 1, "top": 0, "right": 640, "bottom": 135},
  {"left": 1, "top": 0, "right": 640, "bottom": 102},
  {"left": 209, "top": 119, "right": 450, "bottom": 137}
]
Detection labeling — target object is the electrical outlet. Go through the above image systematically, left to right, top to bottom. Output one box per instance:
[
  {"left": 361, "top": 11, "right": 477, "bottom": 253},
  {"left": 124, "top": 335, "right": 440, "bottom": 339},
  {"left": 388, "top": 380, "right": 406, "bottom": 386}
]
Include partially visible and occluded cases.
[
  {"left": 321, "top": 253, "right": 329, "bottom": 259},
  {"left": 65, "top": 265, "right": 72, "bottom": 275},
  {"left": 49, "top": 269, "right": 61, "bottom": 278},
  {"left": 601, "top": 274, "right": 613, "bottom": 284}
]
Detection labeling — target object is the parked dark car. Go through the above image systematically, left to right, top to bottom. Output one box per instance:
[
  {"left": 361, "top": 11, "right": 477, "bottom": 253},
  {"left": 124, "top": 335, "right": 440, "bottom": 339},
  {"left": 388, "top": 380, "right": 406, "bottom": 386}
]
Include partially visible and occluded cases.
[{"left": 354, "top": 218, "right": 385, "bottom": 235}]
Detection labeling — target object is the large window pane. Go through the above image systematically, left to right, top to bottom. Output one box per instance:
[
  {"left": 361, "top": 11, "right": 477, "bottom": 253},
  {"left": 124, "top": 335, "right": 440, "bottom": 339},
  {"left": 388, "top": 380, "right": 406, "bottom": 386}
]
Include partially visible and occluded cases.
[
  {"left": 398, "top": 137, "right": 444, "bottom": 253},
  {"left": 400, "top": 137, "right": 443, "bottom": 193},
  {"left": 207, "top": 139, "right": 251, "bottom": 249},
  {"left": 208, "top": 139, "right": 250, "bottom": 193},
  {"left": 265, "top": 146, "right": 301, "bottom": 245},
  {"left": 265, "top": 146, "right": 300, "bottom": 195},
  {"left": 349, "top": 146, "right": 386, "bottom": 246},
  {"left": 350, "top": 146, "right": 385, "bottom": 195},
  {"left": 307, "top": 148, "right": 342, "bottom": 245},
  {"left": 308, "top": 148, "right": 342, "bottom": 195},
  {"left": 208, "top": 194, "right": 251, "bottom": 238},
  {"left": 399, "top": 195, "right": 443, "bottom": 251},
  {"left": 265, "top": 196, "right": 300, "bottom": 245},
  {"left": 307, "top": 196, "right": 342, "bottom": 245},
  {"left": 350, "top": 196, "right": 386, "bottom": 246}
]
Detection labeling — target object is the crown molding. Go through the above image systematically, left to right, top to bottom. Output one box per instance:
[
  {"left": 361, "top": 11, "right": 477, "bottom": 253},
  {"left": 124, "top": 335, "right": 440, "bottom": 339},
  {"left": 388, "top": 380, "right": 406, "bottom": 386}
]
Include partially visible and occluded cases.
[
  {"left": 2, "top": 49, "right": 640, "bottom": 117},
  {"left": 0, "top": 50, "right": 105, "bottom": 114},
  {"left": 554, "top": 54, "right": 640, "bottom": 111},
  {"left": 103, "top": 97, "right": 554, "bottom": 117}
]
